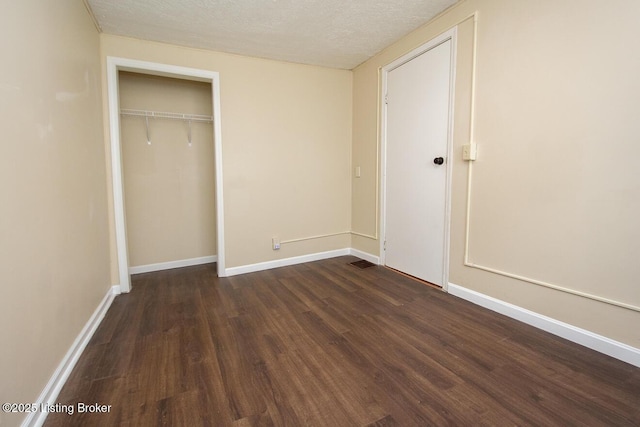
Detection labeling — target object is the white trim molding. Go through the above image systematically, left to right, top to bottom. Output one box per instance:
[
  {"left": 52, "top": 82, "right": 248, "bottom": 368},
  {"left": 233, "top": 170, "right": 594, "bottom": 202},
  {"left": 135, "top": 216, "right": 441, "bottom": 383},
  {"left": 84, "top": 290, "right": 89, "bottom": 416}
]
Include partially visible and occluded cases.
[
  {"left": 106, "top": 57, "right": 226, "bottom": 292},
  {"left": 225, "top": 248, "right": 380, "bottom": 277},
  {"left": 349, "top": 248, "right": 380, "bottom": 265},
  {"left": 226, "top": 249, "right": 350, "bottom": 277},
  {"left": 129, "top": 255, "right": 217, "bottom": 275},
  {"left": 448, "top": 283, "right": 640, "bottom": 368},
  {"left": 22, "top": 286, "right": 120, "bottom": 427}
]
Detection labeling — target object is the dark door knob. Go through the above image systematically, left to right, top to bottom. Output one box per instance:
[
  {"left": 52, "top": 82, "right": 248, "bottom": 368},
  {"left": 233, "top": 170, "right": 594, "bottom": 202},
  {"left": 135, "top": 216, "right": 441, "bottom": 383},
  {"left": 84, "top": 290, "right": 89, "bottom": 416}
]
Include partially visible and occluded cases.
[{"left": 433, "top": 157, "right": 444, "bottom": 165}]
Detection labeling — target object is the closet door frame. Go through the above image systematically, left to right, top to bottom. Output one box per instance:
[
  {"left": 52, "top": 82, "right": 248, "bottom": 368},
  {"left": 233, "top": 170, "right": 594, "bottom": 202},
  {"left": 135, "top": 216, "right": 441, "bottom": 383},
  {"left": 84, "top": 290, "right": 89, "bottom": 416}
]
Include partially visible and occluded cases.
[{"left": 106, "top": 57, "right": 226, "bottom": 293}]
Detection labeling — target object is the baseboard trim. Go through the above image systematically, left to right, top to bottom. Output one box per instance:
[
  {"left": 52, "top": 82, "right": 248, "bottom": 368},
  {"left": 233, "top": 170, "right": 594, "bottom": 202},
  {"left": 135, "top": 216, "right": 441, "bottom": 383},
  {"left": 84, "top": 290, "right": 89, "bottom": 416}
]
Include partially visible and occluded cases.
[
  {"left": 224, "top": 248, "right": 381, "bottom": 277},
  {"left": 226, "top": 248, "right": 380, "bottom": 276},
  {"left": 349, "top": 248, "right": 380, "bottom": 265},
  {"left": 225, "top": 249, "right": 351, "bottom": 277},
  {"left": 129, "top": 255, "right": 217, "bottom": 275},
  {"left": 448, "top": 283, "right": 640, "bottom": 368},
  {"left": 22, "top": 285, "right": 120, "bottom": 427}
]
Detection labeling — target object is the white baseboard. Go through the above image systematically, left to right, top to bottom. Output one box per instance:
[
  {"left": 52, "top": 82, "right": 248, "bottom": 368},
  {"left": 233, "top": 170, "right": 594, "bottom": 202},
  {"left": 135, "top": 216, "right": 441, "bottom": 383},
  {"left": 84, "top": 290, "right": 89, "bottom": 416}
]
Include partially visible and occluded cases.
[
  {"left": 224, "top": 248, "right": 380, "bottom": 277},
  {"left": 349, "top": 248, "right": 380, "bottom": 265},
  {"left": 225, "top": 249, "right": 350, "bottom": 277},
  {"left": 129, "top": 255, "right": 217, "bottom": 275},
  {"left": 448, "top": 283, "right": 640, "bottom": 368},
  {"left": 22, "top": 285, "right": 120, "bottom": 427}
]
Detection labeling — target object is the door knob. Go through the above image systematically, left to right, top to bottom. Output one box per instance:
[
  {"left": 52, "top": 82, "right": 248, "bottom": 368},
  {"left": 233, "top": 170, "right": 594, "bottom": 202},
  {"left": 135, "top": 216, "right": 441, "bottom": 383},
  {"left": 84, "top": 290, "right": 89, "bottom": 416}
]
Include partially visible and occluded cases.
[{"left": 433, "top": 157, "right": 444, "bottom": 165}]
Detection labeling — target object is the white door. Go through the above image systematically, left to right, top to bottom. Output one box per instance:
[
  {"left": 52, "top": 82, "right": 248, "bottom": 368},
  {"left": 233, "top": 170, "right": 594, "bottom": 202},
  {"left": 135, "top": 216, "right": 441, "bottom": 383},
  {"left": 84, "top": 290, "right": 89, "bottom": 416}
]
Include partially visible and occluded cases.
[{"left": 384, "top": 39, "right": 452, "bottom": 286}]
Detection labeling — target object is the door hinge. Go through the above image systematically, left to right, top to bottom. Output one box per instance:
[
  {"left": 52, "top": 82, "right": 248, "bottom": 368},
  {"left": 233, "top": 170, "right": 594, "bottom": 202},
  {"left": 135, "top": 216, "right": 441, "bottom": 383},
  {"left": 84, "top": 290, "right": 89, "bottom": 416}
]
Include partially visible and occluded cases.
[
  {"left": 384, "top": 94, "right": 388, "bottom": 105},
  {"left": 383, "top": 240, "right": 387, "bottom": 251}
]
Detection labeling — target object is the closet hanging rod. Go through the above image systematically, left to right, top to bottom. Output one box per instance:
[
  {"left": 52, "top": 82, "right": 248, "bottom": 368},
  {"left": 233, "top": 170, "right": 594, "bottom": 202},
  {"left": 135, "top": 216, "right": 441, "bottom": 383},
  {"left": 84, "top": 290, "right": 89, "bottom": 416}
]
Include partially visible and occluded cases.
[{"left": 120, "top": 109, "right": 213, "bottom": 123}]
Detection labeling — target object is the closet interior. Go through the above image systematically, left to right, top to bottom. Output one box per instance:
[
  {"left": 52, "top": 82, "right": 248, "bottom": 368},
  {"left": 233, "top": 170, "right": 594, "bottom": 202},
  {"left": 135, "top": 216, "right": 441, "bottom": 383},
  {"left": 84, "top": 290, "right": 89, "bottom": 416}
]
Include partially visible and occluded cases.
[{"left": 118, "top": 71, "right": 217, "bottom": 271}]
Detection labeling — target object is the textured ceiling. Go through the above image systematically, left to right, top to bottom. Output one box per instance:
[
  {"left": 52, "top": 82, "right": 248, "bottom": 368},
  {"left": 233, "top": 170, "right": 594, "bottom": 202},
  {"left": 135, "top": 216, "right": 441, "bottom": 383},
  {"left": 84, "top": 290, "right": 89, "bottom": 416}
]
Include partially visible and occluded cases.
[{"left": 86, "top": 0, "right": 458, "bottom": 69}]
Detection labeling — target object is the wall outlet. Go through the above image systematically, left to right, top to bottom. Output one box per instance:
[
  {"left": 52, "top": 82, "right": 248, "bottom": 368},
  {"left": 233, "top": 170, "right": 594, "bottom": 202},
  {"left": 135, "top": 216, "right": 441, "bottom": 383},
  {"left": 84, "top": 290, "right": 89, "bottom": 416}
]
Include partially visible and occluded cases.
[
  {"left": 462, "top": 143, "right": 478, "bottom": 161},
  {"left": 272, "top": 237, "right": 281, "bottom": 250}
]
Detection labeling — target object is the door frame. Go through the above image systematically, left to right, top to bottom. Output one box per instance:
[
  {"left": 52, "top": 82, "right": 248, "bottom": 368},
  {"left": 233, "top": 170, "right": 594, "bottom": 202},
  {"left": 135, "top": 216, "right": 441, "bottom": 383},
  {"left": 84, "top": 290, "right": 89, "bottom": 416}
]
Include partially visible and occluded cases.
[
  {"left": 379, "top": 28, "right": 457, "bottom": 290},
  {"left": 106, "top": 57, "right": 226, "bottom": 293}
]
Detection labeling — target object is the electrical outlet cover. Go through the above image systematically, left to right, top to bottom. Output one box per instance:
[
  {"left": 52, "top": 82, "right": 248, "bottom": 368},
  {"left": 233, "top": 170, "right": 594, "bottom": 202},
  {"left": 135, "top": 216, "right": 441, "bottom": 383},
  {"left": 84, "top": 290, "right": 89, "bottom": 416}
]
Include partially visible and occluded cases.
[{"left": 463, "top": 143, "right": 477, "bottom": 161}]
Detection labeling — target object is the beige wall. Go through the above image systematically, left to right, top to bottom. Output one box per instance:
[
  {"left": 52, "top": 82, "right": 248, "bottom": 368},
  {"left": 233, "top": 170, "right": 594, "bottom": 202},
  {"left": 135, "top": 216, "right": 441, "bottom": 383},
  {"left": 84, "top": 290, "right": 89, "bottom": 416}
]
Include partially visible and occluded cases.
[
  {"left": 352, "top": 0, "right": 640, "bottom": 347},
  {"left": 0, "top": 1, "right": 110, "bottom": 425},
  {"left": 3, "top": 6, "right": 636, "bottom": 423},
  {"left": 101, "top": 35, "right": 353, "bottom": 278},
  {"left": 119, "top": 72, "right": 216, "bottom": 267}
]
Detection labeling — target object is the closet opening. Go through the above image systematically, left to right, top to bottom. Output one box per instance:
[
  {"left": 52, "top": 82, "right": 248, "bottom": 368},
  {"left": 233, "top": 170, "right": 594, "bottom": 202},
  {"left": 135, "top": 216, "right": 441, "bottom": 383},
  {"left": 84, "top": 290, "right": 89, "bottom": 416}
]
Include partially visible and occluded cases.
[{"left": 106, "top": 58, "right": 225, "bottom": 293}]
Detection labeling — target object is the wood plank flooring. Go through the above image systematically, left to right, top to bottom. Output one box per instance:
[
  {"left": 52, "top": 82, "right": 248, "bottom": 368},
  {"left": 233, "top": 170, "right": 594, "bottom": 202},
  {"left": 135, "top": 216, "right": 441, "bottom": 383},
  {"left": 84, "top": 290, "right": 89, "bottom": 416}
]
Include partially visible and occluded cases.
[{"left": 44, "top": 256, "right": 640, "bottom": 426}]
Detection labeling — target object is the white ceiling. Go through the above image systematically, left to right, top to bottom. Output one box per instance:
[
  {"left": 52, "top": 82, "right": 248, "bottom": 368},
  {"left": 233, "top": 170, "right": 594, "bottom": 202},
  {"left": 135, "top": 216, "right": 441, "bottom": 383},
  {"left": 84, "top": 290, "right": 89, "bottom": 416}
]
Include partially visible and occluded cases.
[{"left": 86, "top": 0, "right": 458, "bottom": 69}]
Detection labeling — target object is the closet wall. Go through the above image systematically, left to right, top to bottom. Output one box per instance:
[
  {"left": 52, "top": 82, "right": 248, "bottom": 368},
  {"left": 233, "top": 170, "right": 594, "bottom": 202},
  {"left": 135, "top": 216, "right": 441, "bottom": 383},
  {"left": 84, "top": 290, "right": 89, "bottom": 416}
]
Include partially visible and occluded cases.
[{"left": 119, "top": 72, "right": 216, "bottom": 268}]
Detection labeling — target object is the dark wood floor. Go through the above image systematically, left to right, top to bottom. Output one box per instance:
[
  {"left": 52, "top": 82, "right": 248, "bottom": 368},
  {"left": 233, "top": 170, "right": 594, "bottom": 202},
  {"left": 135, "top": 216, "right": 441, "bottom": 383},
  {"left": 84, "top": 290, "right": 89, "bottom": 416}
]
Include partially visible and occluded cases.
[{"left": 45, "top": 256, "right": 640, "bottom": 426}]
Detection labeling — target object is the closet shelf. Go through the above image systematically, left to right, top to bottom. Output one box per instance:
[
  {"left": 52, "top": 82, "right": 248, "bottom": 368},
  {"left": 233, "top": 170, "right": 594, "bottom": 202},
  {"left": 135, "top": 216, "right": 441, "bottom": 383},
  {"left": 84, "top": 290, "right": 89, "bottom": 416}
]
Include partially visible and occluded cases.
[{"left": 120, "top": 109, "right": 213, "bottom": 123}]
